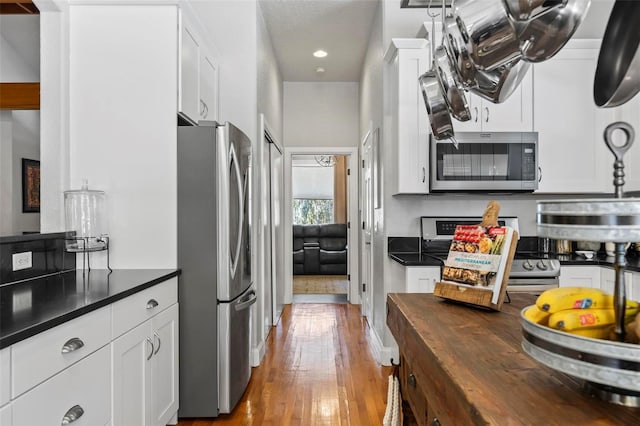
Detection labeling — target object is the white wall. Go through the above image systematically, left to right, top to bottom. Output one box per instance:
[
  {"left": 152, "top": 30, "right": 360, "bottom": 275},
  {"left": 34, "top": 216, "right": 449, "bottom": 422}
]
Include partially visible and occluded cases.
[
  {"left": 255, "top": 0, "right": 284, "bottom": 365},
  {"left": 37, "top": 2, "right": 178, "bottom": 269},
  {"left": 284, "top": 82, "right": 359, "bottom": 148}
]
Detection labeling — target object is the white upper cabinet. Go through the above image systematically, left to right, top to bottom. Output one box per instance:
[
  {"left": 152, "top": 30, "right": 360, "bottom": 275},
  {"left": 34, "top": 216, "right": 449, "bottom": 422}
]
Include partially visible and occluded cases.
[
  {"left": 178, "top": 9, "right": 220, "bottom": 124},
  {"left": 179, "top": 20, "right": 200, "bottom": 123},
  {"left": 385, "top": 38, "right": 431, "bottom": 195},
  {"left": 534, "top": 39, "right": 625, "bottom": 193},
  {"left": 199, "top": 54, "right": 219, "bottom": 122},
  {"left": 453, "top": 70, "right": 534, "bottom": 133}
]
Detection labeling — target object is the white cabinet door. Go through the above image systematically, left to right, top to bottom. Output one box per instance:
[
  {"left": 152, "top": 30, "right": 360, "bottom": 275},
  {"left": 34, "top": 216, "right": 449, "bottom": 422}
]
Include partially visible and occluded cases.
[
  {"left": 178, "top": 14, "right": 200, "bottom": 124},
  {"left": 386, "top": 39, "right": 431, "bottom": 194},
  {"left": 534, "top": 40, "right": 618, "bottom": 193},
  {"left": 199, "top": 53, "right": 219, "bottom": 122},
  {"left": 453, "top": 70, "right": 533, "bottom": 133},
  {"left": 559, "top": 266, "right": 601, "bottom": 288},
  {"left": 405, "top": 267, "right": 439, "bottom": 293},
  {"left": 601, "top": 267, "right": 634, "bottom": 297},
  {"left": 630, "top": 272, "right": 640, "bottom": 302},
  {"left": 150, "top": 304, "right": 179, "bottom": 426},
  {"left": 112, "top": 321, "right": 153, "bottom": 426},
  {"left": 12, "top": 346, "right": 110, "bottom": 426},
  {"left": 0, "top": 348, "right": 9, "bottom": 407},
  {"left": 0, "top": 404, "right": 11, "bottom": 426}
]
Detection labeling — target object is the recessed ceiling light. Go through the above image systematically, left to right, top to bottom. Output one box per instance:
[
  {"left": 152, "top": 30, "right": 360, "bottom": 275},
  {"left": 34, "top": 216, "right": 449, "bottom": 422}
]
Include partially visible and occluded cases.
[
  {"left": 313, "top": 50, "right": 328, "bottom": 58},
  {"left": 316, "top": 67, "right": 325, "bottom": 74}
]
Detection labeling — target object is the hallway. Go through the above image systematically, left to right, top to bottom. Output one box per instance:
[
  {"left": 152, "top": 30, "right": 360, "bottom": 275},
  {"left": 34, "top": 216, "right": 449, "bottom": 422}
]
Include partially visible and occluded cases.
[{"left": 177, "top": 303, "right": 391, "bottom": 425}]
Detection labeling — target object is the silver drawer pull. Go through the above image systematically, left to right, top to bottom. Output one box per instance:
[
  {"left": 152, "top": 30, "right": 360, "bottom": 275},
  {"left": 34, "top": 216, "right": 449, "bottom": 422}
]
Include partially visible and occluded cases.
[
  {"left": 146, "top": 299, "right": 159, "bottom": 309},
  {"left": 153, "top": 332, "right": 161, "bottom": 355},
  {"left": 61, "top": 337, "right": 85, "bottom": 354},
  {"left": 146, "top": 337, "right": 154, "bottom": 360},
  {"left": 61, "top": 404, "right": 84, "bottom": 424}
]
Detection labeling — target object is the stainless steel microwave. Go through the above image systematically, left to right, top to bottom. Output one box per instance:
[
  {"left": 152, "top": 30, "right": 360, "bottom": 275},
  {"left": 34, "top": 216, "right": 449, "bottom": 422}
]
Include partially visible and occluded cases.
[{"left": 430, "top": 132, "right": 538, "bottom": 192}]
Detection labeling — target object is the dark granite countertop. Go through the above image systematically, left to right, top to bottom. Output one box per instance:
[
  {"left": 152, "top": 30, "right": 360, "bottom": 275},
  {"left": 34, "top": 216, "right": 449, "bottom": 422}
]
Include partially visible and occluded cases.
[
  {"left": 388, "top": 252, "right": 444, "bottom": 267},
  {"left": 0, "top": 269, "right": 180, "bottom": 349}
]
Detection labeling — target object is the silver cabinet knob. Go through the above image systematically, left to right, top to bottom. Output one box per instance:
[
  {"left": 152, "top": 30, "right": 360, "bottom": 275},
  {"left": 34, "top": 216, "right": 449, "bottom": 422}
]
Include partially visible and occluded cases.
[
  {"left": 146, "top": 299, "right": 159, "bottom": 309},
  {"left": 61, "top": 337, "right": 84, "bottom": 354},
  {"left": 61, "top": 405, "right": 84, "bottom": 425},
  {"left": 432, "top": 417, "right": 441, "bottom": 426}
]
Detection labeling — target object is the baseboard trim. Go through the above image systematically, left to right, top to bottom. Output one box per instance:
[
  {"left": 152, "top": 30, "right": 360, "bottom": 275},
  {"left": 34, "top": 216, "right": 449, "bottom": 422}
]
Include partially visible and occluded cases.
[
  {"left": 368, "top": 324, "right": 399, "bottom": 366},
  {"left": 251, "top": 340, "right": 265, "bottom": 367}
]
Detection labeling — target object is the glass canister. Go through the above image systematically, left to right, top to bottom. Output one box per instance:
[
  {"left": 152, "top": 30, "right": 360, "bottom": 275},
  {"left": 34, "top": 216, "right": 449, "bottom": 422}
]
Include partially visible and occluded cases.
[{"left": 64, "top": 180, "right": 108, "bottom": 251}]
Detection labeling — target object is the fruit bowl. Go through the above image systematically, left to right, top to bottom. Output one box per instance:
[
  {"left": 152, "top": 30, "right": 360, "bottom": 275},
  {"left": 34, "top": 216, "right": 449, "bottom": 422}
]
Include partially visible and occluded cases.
[{"left": 520, "top": 306, "right": 640, "bottom": 407}]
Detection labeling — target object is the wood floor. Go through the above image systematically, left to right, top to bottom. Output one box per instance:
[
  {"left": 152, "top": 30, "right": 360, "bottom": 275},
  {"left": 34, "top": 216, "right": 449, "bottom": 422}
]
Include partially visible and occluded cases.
[{"left": 177, "top": 303, "right": 392, "bottom": 425}]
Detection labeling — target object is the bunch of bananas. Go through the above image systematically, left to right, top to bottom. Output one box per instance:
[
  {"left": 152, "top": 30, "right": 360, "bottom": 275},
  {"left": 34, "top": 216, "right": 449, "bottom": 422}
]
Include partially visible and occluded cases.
[{"left": 524, "top": 287, "right": 640, "bottom": 340}]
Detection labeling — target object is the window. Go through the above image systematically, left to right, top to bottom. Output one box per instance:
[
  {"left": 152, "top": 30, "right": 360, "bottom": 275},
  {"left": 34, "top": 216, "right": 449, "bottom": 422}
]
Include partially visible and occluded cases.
[{"left": 293, "top": 199, "right": 334, "bottom": 225}]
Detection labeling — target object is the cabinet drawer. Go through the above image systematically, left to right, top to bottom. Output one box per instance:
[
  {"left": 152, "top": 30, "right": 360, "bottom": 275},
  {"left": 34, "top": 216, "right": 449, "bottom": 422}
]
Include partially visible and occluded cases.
[
  {"left": 112, "top": 278, "right": 177, "bottom": 338},
  {"left": 11, "top": 305, "right": 111, "bottom": 398},
  {"left": 12, "top": 345, "right": 110, "bottom": 426},
  {"left": 0, "top": 348, "right": 9, "bottom": 407},
  {"left": 400, "top": 354, "right": 429, "bottom": 426}
]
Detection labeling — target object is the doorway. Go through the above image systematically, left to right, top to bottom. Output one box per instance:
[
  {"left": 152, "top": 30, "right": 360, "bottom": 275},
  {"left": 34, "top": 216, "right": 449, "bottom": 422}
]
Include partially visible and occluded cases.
[
  {"left": 283, "top": 147, "right": 359, "bottom": 305},
  {"left": 290, "top": 154, "right": 349, "bottom": 303}
]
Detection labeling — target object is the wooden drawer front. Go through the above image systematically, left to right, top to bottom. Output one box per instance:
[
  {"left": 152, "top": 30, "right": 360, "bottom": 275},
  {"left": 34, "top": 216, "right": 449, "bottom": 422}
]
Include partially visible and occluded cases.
[
  {"left": 112, "top": 278, "right": 177, "bottom": 339},
  {"left": 11, "top": 305, "right": 111, "bottom": 398},
  {"left": 12, "top": 345, "right": 110, "bottom": 426},
  {"left": 0, "top": 348, "right": 9, "bottom": 407},
  {"left": 400, "top": 354, "right": 429, "bottom": 426}
]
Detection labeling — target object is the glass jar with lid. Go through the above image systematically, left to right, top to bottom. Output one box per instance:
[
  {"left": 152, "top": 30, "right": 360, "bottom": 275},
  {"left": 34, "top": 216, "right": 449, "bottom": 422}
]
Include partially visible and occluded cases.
[{"left": 64, "top": 180, "right": 108, "bottom": 252}]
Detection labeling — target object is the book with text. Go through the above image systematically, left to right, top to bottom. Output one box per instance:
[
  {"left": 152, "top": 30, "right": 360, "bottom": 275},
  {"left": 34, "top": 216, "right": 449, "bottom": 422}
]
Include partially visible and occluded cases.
[{"left": 441, "top": 225, "right": 515, "bottom": 304}]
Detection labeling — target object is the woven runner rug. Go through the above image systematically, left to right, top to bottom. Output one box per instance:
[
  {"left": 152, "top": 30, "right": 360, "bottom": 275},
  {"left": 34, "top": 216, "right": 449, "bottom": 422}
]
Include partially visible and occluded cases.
[{"left": 293, "top": 275, "right": 349, "bottom": 294}]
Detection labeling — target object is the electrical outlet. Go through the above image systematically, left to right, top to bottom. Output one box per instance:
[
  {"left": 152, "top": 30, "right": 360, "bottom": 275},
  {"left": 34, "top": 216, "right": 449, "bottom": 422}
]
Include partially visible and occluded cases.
[{"left": 12, "top": 252, "right": 33, "bottom": 271}]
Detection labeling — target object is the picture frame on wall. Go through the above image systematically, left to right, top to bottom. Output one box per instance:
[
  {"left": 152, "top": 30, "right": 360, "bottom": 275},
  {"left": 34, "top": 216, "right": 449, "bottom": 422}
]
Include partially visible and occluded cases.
[{"left": 22, "top": 158, "right": 40, "bottom": 213}]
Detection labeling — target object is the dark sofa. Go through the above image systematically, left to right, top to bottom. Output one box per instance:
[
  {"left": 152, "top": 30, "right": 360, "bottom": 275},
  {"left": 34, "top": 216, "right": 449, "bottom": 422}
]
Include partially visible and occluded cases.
[{"left": 293, "top": 224, "right": 347, "bottom": 275}]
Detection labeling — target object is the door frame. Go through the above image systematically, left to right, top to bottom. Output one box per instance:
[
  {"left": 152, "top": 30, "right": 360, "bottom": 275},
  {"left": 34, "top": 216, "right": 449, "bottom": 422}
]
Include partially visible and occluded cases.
[{"left": 283, "top": 146, "right": 360, "bottom": 304}]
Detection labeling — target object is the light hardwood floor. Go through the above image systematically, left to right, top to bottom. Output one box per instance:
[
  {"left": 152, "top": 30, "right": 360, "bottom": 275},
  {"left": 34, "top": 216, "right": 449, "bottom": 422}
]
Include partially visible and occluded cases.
[{"left": 177, "top": 303, "right": 391, "bottom": 425}]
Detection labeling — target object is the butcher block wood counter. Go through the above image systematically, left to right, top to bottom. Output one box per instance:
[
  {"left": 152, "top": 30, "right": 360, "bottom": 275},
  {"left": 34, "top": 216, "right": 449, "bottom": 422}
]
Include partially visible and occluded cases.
[{"left": 386, "top": 293, "right": 640, "bottom": 425}]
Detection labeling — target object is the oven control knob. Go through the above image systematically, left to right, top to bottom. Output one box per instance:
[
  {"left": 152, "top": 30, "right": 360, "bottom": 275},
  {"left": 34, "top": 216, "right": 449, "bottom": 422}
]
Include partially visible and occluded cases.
[
  {"left": 523, "top": 260, "right": 534, "bottom": 270},
  {"left": 536, "top": 260, "right": 548, "bottom": 270}
]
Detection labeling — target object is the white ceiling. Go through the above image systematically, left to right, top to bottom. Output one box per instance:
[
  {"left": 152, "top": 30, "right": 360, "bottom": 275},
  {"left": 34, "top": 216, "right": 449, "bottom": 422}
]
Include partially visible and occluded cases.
[
  {"left": 259, "top": 0, "right": 379, "bottom": 82},
  {"left": 260, "top": 0, "right": 615, "bottom": 83}
]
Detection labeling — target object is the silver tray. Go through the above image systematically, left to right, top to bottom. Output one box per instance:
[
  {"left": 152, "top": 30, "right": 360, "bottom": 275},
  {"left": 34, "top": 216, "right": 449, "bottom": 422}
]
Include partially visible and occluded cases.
[
  {"left": 537, "top": 198, "right": 640, "bottom": 242},
  {"left": 521, "top": 306, "right": 640, "bottom": 406}
]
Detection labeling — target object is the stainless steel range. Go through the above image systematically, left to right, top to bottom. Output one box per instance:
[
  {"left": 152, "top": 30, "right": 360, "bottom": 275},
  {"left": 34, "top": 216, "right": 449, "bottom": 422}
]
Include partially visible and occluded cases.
[{"left": 420, "top": 216, "right": 560, "bottom": 293}]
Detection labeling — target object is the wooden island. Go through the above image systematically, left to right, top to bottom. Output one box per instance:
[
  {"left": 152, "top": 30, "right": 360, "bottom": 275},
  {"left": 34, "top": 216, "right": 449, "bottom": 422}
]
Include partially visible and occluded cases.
[{"left": 387, "top": 293, "right": 640, "bottom": 425}]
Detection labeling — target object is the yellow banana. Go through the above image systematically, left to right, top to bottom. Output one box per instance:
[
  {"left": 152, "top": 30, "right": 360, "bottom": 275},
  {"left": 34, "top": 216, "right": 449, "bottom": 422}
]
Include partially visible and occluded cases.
[
  {"left": 536, "top": 287, "right": 608, "bottom": 313},
  {"left": 523, "top": 305, "right": 551, "bottom": 325},
  {"left": 549, "top": 306, "right": 639, "bottom": 331},
  {"left": 561, "top": 325, "right": 614, "bottom": 340}
]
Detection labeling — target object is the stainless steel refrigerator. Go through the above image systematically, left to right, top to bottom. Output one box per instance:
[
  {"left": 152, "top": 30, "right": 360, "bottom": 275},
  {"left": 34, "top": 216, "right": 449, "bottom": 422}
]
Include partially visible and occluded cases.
[{"left": 177, "top": 121, "right": 255, "bottom": 417}]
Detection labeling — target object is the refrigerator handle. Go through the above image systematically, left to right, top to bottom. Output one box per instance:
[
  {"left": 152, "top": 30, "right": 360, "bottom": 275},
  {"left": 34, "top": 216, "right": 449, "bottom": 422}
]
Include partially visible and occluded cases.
[
  {"left": 229, "top": 143, "right": 244, "bottom": 279},
  {"left": 234, "top": 290, "right": 257, "bottom": 311}
]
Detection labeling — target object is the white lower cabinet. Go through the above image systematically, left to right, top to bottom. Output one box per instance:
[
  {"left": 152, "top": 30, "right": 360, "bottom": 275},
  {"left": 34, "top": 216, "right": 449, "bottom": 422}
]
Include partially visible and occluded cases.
[
  {"left": 405, "top": 266, "right": 440, "bottom": 293},
  {"left": 558, "top": 266, "right": 601, "bottom": 288},
  {"left": 599, "top": 267, "right": 633, "bottom": 296},
  {"left": 630, "top": 272, "right": 640, "bottom": 302},
  {"left": 112, "top": 303, "right": 178, "bottom": 426},
  {"left": 12, "top": 345, "right": 110, "bottom": 426},
  {"left": 0, "top": 348, "right": 9, "bottom": 407},
  {"left": 0, "top": 404, "right": 11, "bottom": 426}
]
